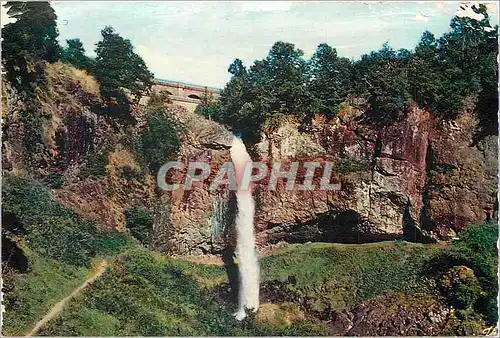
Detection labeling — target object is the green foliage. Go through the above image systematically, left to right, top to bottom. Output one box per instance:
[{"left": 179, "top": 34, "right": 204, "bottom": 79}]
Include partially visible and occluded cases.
[
  {"left": 2, "top": 1, "right": 61, "bottom": 89},
  {"left": 2, "top": 2, "right": 61, "bottom": 161},
  {"left": 411, "top": 5, "right": 498, "bottom": 136},
  {"left": 213, "top": 6, "right": 498, "bottom": 142},
  {"left": 94, "top": 26, "right": 154, "bottom": 106},
  {"left": 408, "top": 30, "right": 465, "bottom": 118},
  {"left": 60, "top": 38, "right": 95, "bottom": 72},
  {"left": 218, "top": 42, "right": 312, "bottom": 143},
  {"left": 307, "top": 43, "right": 352, "bottom": 116},
  {"left": 353, "top": 43, "right": 412, "bottom": 123},
  {"left": 147, "top": 89, "right": 172, "bottom": 108},
  {"left": 195, "top": 91, "right": 221, "bottom": 120},
  {"left": 135, "top": 107, "right": 182, "bottom": 173},
  {"left": 81, "top": 150, "right": 109, "bottom": 179},
  {"left": 332, "top": 157, "right": 371, "bottom": 173},
  {"left": 41, "top": 172, "right": 63, "bottom": 189},
  {"left": 2, "top": 175, "right": 129, "bottom": 266},
  {"left": 2, "top": 175, "right": 131, "bottom": 335},
  {"left": 3, "top": 175, "right": 72, "bottom": 230},
  {"left": 125, "top": 206, "right": 154, "bottom": 245},
  {"left": 26, "top": 218, "right": 120, "bottom": 267},
  {"left": 426, "top": 222, "right": 498, "bottom": 324},
  {"left": 455, "top": 223, "right": 498, "bottom": 324},
  {"left": 5, "top": 239, "right": 493, "bottom": 336},
  {"left": 260, "top": 242, "right": 439, "bottom": 313},
  {"left": 37, "top": 247, "right": 330, "bottom": 336},
  {"left": 36, "top": 248, "right": 244, "bottom": 336},
  {"left": 2, "top": 255, "right": 89, "bottom": 336},
  {"left": 439, "top": 266, "right": 483, "bottom": 310}
]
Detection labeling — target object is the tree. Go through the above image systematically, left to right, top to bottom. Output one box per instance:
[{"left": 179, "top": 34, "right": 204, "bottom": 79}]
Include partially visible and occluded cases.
[
  {"left": 1, "top": 1, "right": 61, "bottom": 160},
  {"left": 2, "top": 1, "right": 61, "bottom": 87},
  {"left": 409, "top": 4, "right": 498, "bottom": 137},
  {"left": 440, "top": 4, "right": 498, "bottom": 138},
  {"left": 94, "top": 26, "right": 153, "bottom": 106},
  {"left": 408, "top": 31, "right": 440, "bottom": 109},
  {"left": 61, "top": 38, "right": 94, "bottom": 72},
  {"left": 252, "top": 41, "right": 312, "bottom": 118},
  {"left": 217, "top": 42, "right": 312, "bottom": 144},
  {"left": 307, "top": 43, "right": 352, "bottom": 116},
  {"left": 353, "top": 43, "right": 412, "bottom": 123},
  {"left": 218, "top": 58, "right": 261, "bottom": 141},
  {"left": 195, "top": 90, "right": 221, "bottom": 120},
  {"left": 136, "top": 107, "right": 183, "bottom": 173},
  {"left": 125, "top": 206, "right": 154, "bottom": 245}
]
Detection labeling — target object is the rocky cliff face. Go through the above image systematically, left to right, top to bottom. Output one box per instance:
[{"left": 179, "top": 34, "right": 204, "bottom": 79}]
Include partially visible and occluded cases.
[
  {"left": 3, "top": 63, "right": 158, "bottom": 232},
  {"left": 3, "top": 64, "right": 496, "bottom": 255},
  {"left": 161, "top": 106, "right": 497, "bottom": 254}
]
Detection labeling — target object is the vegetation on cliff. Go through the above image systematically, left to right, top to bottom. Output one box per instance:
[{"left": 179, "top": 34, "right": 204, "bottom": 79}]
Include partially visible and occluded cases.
[
  {"left": 1, "top": 1, "right": 498, "bottom": 336},
  {"left": 197, "top": 4, "right": 498, "bottom": 144},
  {"left": 2, "top": 174, "right": 496, "bottom": 334},
  {"left": 4, "top": 229, "right": 496, "bottom": 335}
]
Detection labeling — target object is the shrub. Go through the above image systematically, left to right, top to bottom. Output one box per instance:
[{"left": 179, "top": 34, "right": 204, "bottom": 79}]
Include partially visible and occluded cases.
[
  {"left": 148, "top": 89, "right": 171, "bottom": 108},
  {"left": 135, "top": 107, "right": 182, "bottom": 173},
  {"left": 81, "top": 150, "right": 109, "bottom": 179},
  {"left": 42, "top": 172, "right": 63, "bottom": 188},
  {"left": 2, "top": 175, "right": 129, "bottom": 267},
  {"left": 125, "top": 206, "right": 154, "bottom": 245},
  {"left": 426, "top": 222, "right": 498, "bottom": 324},
  {"left": 439, "top": 266, "right": 484, "bottom": 310}
]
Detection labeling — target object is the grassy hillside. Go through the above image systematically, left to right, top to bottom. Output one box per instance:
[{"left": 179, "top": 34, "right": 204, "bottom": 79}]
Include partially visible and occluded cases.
[
  {"left": 1, "top": 175, "right": 131, "bottom": 336},
  {"left": 2, "top": 175, "right": 497, "bottom": 336},
  {"left": 19, "top": 237, "right": 494, "bottom": 336}
]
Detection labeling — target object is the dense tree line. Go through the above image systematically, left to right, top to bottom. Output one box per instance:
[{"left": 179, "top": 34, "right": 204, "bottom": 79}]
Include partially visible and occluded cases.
[
  {"left": 2, "top": 1, "right": 153, "bottom": 117},
  {"left": 197, "top": 4, "right": 498, "bottom": 144}
]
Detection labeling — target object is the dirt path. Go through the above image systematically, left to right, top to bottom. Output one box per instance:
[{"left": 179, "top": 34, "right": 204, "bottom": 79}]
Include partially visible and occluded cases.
[{"left": 25, "top": 260, "right": 108, "bottom": 337}]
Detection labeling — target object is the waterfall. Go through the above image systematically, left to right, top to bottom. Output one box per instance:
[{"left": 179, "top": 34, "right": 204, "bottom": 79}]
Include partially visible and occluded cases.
[{"left": 230, "top": 136, "right": 260, "bottom": 320}]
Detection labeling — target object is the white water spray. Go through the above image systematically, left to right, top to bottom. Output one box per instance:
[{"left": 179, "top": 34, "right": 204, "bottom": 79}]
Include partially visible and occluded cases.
[{"left": 230, "top": 136, "right": 260, "bottom": 321}]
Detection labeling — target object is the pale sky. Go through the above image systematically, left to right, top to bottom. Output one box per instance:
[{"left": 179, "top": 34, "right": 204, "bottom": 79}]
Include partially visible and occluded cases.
[{"left": 2, "top": 1, "right": 499, "bottom": 88}]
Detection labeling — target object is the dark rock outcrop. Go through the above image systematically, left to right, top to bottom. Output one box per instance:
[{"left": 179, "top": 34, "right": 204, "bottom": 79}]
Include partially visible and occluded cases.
[{"left": 163, "top": 106, "right": 497, "bottom": 254}]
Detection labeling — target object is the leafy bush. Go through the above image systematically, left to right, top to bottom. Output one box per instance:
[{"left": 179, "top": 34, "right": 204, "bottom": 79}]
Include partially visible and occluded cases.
[
  {"left": 147, "top": 89, "right": 171, "bottom": 108},
  {"left": 135, "top": 107, "right": 182, "bottom": 173},
  {"left": 81, "top": 150, "right": 109, "bottom": 179},
  {"left": 42, "top": 172, "right": 63, "bottom": 188},
  {"left": 2, "top": 175, "right": 129, "bottom": 267},
  {"left": 125, "top": 206, "right": 154, "bottom": 245},
  {"left": 426, "top": 222, "right": 498, "bottom": 324},
  {"left": 455, "top": 223, "right": 498, "bottom": 324},
  {"left": 439, "top": 266, "right": 484, "bottom": 310}
]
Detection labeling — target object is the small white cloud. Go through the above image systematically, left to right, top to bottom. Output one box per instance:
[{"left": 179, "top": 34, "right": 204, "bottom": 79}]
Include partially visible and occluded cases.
[
  {"left": 1, "top": 1, "right": 17, "bottom": 27},
  {"left": 485, "top": 2, "right": 497, "bottom": 15},
  {"left": 456, "top": 3, "right": 485, "bottom": 21},
  {"left": 415, "top": 10, "right": 431, "bottom": 22},
  {"left": 135, "top": 44, "right": 170, "bottom": 70}
]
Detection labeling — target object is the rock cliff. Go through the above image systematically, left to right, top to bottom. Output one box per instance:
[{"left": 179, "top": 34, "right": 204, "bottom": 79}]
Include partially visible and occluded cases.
[
  {"left": 3, "top": 63, "right": 497, "bottom": 255},
  {"left": 160, "top": 105, "right": 497, "bottom": 254}
]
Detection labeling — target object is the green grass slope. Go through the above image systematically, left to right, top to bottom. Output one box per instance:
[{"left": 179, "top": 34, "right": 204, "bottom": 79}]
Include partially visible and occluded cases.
[{"left": 2, "top": 175, "right": 497, "bottom": 336}]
